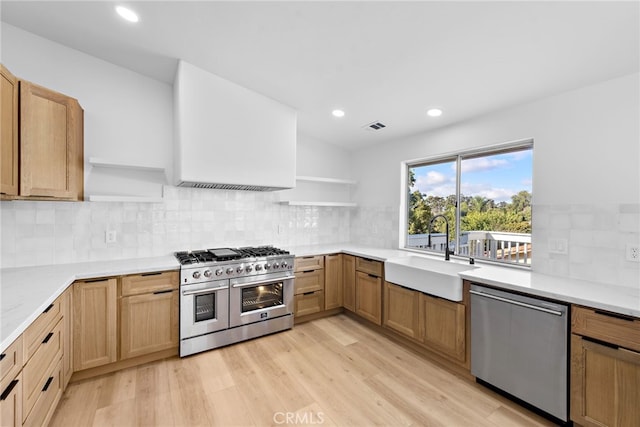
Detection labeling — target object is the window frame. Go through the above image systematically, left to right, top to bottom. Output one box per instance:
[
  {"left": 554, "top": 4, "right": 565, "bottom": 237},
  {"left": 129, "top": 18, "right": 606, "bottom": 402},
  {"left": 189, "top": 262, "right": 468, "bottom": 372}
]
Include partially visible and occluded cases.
[{"left": 400, "top": 138, "right": 533, "bottom": 265}]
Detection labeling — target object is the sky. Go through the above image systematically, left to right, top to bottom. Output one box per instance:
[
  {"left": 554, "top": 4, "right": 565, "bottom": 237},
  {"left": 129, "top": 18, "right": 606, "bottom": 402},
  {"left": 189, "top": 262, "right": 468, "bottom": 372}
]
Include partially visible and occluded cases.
[{"left": 411, "top": 149, "right": 533, "bottom": 203}]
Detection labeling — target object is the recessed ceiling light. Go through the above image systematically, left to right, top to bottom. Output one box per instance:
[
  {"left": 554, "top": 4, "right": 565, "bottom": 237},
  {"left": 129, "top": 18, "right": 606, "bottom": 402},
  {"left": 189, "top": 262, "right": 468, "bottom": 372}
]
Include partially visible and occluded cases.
[
  {"left": 115, "top": 5, "right": 139, "bottom": 23},
  {"left": 427, "top": 108, "right": 443, "bottom": 117},
  {"left": 332, "top": 109, "right": 345, "bottom": 118}
]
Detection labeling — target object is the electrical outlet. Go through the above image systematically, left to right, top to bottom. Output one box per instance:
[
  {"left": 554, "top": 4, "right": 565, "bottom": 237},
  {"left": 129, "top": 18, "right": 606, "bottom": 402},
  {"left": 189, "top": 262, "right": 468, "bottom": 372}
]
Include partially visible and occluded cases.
[
  {"left": 105, "top": 230, "right": 117, "bottom": 244},
  {"left": 548, "top": 237, "right": 568, "bottom": 254},
  {"left": 626, "top": 244, "right": 640, "bottom": 262}
]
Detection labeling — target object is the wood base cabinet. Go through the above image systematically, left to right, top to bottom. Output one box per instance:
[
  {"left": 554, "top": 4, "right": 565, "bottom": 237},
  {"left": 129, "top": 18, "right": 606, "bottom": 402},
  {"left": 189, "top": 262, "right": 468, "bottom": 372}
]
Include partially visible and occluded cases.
[
  {"left": 324, "top": 254, "right": 343, "bottom": 310},
  {"left": 342, "top": 255, "right": 356, "bottom": 312},
  {"left": 293, "top": 256, "right": 325, "bottom": 318},
  {"left": 355, "top": 271, "right": 382, "bottom": 325},
  {"left": 73, "top": 278, "right": 118, "bottom": 371},
  {"left": 383, "top": 282, "right": 420, "bottom": 340},
  {"left": 420, "top": 294, "right": 466, "bottom": 363},
  {"left": 571, "top": 305, "right": 640, "bottom": 427},
  {"left": 0, "top": 373, "right": 22, "bottom": 427}
]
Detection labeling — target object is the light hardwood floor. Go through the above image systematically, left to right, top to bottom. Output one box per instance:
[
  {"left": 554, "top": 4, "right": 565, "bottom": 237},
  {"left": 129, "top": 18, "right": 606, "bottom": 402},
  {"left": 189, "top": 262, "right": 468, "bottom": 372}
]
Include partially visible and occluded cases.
[{"left": 50, "top": 315, "right": 557, "bottom": 426}]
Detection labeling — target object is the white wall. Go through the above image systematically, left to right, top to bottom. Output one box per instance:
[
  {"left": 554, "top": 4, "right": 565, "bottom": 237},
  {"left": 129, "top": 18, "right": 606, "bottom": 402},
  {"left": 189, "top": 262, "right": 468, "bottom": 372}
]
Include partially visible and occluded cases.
[
  {"left": 1, "top": 23, "right": 174, "bottom": 183},
  {"left": 0, "top": 25, "right": 353, "bottom": 268},
  {"left": 350, "top": 73, "right": 640, "bottom": 288}
]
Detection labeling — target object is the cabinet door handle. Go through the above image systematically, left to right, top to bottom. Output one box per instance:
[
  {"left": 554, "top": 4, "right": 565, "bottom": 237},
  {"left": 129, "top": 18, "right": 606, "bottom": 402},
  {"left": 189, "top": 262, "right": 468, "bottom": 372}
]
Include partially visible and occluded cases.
[
  {"left": 302, "top": 270, "right": 315, "bottom": 274},
  {"left": 142, "top": 272, "right": 162, "bottom": 277},
  {"left": 368, "top": 274, "right": 378, "bottom": 278},
  {"left": 152, "top": 289, "right": 173, "bottom": 295},
  {"left": 303, "top": 291, "right": 315, "bottom": 296},
  {"left": 43, "top": 303, "right": 54, "bottom": 313},
  {"left": 594, "top": 309, "right": 635, "bottom": 322},
  {"left": 42, "top": 332, "right": 54, "bottom": 344},
  {"left": 582, "top": 335, "right": 619, "bottom": 350},
  {"left": 0, "top": 354, "right": 5, "bottom": 362},
  {"left": 42, "top": 376, "right": 54, "bottom": 392},
  {"left": 0, "top": 379, "right": 19, "bottom": 401}
]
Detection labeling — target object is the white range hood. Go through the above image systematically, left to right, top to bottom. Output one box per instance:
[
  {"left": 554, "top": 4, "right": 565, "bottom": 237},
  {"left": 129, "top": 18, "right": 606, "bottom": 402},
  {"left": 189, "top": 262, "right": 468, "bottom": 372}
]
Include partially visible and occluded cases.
[{"left": 173, "top": 60, "right": 297, "bottom": 191}]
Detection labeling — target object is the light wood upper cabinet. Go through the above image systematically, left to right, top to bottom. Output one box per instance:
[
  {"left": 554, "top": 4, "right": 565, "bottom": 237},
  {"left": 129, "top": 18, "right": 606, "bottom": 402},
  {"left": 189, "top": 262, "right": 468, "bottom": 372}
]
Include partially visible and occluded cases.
[
  {"left": 1, "top": 65, "right": 18, "bottom": 196},
  {"left": 20, "top": 81, "right": 84, "bottom": 200},
  {"left": 324, "top": 254, "right": 343, "bottom": 310},
  {"left": 342, "top": 255, "right": 356, "bottom": 312},
  {"left": 73, "top": 278, "right": 118, "bottom": 371},
  {"left": 384, "top": 282, "right": 420, "bottom": 340},
  {"left": 420, "top": 293, "right": 466, "bottom": 363},
  {"left": 570, "top": 306, "right": 640, "bottom": 427}
]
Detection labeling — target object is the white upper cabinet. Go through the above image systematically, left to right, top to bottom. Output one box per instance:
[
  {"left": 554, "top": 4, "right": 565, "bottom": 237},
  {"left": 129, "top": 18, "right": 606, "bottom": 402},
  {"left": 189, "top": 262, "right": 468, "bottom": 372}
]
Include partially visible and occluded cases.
[{"left": 173, "top": 60, "right": 297, "bottom": 191}]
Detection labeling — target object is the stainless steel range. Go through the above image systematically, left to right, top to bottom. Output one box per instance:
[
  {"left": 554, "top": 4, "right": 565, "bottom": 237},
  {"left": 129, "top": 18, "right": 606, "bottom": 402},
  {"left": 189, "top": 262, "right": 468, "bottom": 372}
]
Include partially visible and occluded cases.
[{"left": 175, "top": 246, "right": 294, "bottom": 357}]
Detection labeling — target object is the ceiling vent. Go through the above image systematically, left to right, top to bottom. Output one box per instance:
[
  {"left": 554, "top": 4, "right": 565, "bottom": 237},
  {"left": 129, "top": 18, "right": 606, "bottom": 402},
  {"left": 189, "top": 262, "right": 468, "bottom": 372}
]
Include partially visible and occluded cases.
[{"left": 363, "top": 121, "right": 387, "bottom": 131}]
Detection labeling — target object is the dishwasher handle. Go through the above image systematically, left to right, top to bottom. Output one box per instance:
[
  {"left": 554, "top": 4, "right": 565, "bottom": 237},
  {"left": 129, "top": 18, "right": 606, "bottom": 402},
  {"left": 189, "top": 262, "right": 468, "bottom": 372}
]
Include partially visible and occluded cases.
[{"left": 470, "top": 289, "right": 564, "bottom": 316}]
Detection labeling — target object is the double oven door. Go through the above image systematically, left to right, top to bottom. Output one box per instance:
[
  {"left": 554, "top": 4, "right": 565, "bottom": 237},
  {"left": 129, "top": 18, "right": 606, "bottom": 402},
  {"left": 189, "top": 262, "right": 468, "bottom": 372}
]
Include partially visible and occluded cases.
[
  {"left": 229, "top": 272, "right": 294, "bottom": 328},
  {"left": 181, "top": 278, "right": 229, "bottom": 338}
]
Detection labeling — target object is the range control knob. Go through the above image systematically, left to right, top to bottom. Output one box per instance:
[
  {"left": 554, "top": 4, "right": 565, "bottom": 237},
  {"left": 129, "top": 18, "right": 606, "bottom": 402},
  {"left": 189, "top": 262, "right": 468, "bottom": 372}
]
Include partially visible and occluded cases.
[
  {"left": 281, "top": 261, "right": 288, "bottom": 269},
  {"left": 272, "top": 262, "right": 280, "bottom": 269},
  {"left": 264, "top": 263, "right": 271, "bottom": 270},
  {"left": 245, "top": 264, "right": 253, "bottom": 273},
  {"left": 255, "top": 264, "right": 263, "bottom": 271},
  {"left": 236, "top": 265, "right": 244, "bottom": 273},
  {"left": 226, "top": 267, "right": 234, "bottom": 275},
  {"left": 215, "top": 269, "right": 223, "bottom": 276},
  {"left": 203, "top": 270, "right": 212, "bottom": 278},
  {"left": 192, "top": 271, "right": 201, "bottom": 279}
]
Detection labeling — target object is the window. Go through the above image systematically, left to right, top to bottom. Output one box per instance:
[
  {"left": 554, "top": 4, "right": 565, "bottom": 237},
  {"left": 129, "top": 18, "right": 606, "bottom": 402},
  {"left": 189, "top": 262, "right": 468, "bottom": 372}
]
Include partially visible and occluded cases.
[{"left": 405, "top": 141, "right": 533, "bottom": 266}]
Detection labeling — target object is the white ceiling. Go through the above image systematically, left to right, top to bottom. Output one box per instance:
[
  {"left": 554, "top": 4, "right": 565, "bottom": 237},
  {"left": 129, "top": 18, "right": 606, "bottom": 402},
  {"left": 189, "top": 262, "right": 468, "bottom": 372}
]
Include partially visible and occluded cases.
[{"left": 1, "top": 1, "right": 638, "bottom": 150}]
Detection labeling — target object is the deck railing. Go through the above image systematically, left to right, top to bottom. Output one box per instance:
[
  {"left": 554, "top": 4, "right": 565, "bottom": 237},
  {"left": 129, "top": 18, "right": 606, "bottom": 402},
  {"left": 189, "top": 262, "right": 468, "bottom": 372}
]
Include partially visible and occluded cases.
[{"left": 407, "top": 231, "right": 532, "bottom": 265}]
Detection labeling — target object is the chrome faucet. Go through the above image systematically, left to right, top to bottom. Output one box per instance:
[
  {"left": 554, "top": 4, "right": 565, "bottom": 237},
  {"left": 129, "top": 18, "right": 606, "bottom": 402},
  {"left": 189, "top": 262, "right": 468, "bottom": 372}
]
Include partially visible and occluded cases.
[{"left": 427, "top": 214, "right": 452, "bottom": 261}]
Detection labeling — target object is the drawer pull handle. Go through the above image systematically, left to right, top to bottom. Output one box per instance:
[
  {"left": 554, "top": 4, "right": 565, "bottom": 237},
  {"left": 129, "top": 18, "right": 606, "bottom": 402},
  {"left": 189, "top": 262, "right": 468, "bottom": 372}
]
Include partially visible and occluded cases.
[
  {"left": 302, "top": 256, "right": 315, "bottom": 259},
  {"left": 302, "top": 270, "right": 316, "bottom": 274},
  {"left": 142, "top": 272, "right": 162, "bottom": 276},
  {"left": 368, "top": 274, "right": 378, "bottom": 278},
  {"left": 84, "top": 278, "right": 109, "bottom": 283},
  {"left": 153, "top": 289, "right": 173, "bottom": 295},
  {"left": 303, "top": 291, "right": 315, "bottom": 296},
  {"left": 43, "top": 303, "right": 54, "bottom": 313},
  {"left": 593, "top": 309, "right": 635, "bottom": 322},
  {"left": 42, "top": 332, "right": 54, "bottom": 344},
  {"left": 583, "top": 336, "right": 619, "bottom": 350},
  {"left": 0, "top": 354, "right": 5, "bottom": 361},
  {"left": 42, "top": 376, "right": 54, "bottom": 392},
  {"left": 0, "top": 379, "right": 18, "bottom": 401}
]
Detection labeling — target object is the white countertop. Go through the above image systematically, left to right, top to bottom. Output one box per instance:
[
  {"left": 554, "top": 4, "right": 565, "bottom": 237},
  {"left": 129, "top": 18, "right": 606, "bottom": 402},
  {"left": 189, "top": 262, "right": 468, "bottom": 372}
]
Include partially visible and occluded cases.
[
  {"left": 2, "top": 245, "right": 639, "bottom": 353},
  {"left": 1, "top": 255, "right": 179, "bottom": 353}
]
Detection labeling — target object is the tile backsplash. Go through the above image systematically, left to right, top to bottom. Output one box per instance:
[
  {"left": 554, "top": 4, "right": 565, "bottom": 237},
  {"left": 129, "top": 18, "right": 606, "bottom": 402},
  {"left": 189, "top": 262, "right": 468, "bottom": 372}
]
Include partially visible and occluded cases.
[
  {"left": 0, "top": 186, "right": 350, "bottom": 268},
  {"left": 2, "top": 193, "right": 639, "bottom": 291},
  {"left": 348, "top": 202, "right": 640, "bottom": 290}
]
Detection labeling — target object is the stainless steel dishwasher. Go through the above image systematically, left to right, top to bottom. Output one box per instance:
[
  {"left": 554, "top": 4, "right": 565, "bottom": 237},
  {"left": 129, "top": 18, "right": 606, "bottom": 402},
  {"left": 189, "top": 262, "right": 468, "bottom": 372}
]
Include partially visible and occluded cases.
[{"left": 470, "top": 284, "right": 568, "bottom": 422}]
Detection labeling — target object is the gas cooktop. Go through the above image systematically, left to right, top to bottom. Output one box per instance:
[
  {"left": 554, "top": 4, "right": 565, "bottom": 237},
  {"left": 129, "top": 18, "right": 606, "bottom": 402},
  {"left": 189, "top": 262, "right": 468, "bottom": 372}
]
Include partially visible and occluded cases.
[{"left": 175, "top": 246, "right": 291, "bottom": 265}]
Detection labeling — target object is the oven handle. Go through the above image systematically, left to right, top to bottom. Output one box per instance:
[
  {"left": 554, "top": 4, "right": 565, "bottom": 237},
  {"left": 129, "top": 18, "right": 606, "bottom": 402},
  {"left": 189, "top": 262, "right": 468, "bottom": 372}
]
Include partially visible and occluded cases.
[
  {"left": 231, "top": 277, "right": 294, "bottom": 289},
  {"left": 182, "top": 285, "right": 228, "bottom": 296}
]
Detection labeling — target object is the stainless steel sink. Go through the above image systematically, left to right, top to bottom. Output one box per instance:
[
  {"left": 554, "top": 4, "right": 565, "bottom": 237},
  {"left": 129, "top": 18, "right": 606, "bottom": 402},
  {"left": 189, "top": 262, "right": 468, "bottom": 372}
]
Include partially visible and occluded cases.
[{"left": 384, "top": 255, "right": 479, "bottom": 301}]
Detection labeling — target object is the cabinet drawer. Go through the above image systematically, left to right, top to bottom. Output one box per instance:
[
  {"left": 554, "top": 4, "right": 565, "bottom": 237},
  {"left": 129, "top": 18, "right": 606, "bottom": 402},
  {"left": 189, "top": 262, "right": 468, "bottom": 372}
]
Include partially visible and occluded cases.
[
  {"left": 294, "top": 256, "right": 324, "bottom": 272},
  {"left": 355, "top": 257, "right": 383, "bottom": 277},
  {"left": 294, "top": 269, "right": 324, "bottom": 294},
  {"left": 121, "top": 270, "right": 178, "bottom": 296},
  {"left": 295, "top": 291, "right": 325, "bottom": 317},
  {"left": 23, "top": 296, "right": 62, "bottom": 363},
  {"left": 572, "top": 306, "right": 640, "bottom": 352},
  {"left": 23, "top": 319, "right": 62, "bottom": 418},
  {"left": 0, "top": 336, "right": 22, "bottom": 388},
  {"left": 22, "top": 359, "right": 62, "bottom": 427},
  {"left": 0, "top": 372, "right": 22, "bottom": 427}
]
